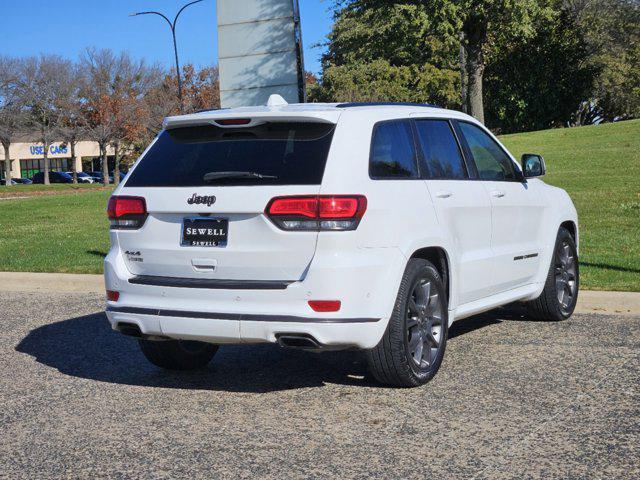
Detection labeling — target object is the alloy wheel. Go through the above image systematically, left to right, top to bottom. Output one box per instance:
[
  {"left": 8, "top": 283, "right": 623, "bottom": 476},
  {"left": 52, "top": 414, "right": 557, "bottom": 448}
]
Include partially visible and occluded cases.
[
  {"left": 555, "top": 241, "right": 577, "bottom": 311},
  {"left": 406, "top": 279, "right": 445, "bottom": 368}
]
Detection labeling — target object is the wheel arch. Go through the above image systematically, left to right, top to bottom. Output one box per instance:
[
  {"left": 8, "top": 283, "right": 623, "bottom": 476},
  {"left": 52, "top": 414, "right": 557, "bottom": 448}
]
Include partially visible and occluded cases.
[
  {"left": 560, "top": 220, "right": 578, "bottom": 250},
  {"left": 409, "top": 246, "right": 451, "bottom": 304}
]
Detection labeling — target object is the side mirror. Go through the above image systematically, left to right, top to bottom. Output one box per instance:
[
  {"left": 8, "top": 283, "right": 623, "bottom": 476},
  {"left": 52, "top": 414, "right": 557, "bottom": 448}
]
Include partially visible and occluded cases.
[{"left": 521, "top": 153, "right": 546, "bottom": 178}]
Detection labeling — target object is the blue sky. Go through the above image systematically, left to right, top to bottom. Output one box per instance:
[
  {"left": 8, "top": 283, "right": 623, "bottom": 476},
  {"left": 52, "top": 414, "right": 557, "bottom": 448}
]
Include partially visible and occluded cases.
[{"left": 1, "top": 0, "right": 333, "bottom": 74}]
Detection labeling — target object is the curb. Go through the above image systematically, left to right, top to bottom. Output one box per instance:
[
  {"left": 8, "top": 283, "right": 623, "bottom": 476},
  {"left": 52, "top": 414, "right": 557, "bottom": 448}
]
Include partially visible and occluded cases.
[
  {"left": 0, "top": 272, "right": 638, "bottom": 316},
  {"left": 0, "top": 272, "right": 104, "bottom": 294}
]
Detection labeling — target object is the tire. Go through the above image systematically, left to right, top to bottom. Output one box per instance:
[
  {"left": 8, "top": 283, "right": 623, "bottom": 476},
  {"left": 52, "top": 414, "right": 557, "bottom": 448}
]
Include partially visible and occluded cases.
[
  {"left": 525, "top": 227, "right": 579, "bottom": 321},
  {"left": 366, "top": 259, "right": 448, "bottom": 387},
  {"left": 138, "top": 338, "right": 218, "bottom": 370}
]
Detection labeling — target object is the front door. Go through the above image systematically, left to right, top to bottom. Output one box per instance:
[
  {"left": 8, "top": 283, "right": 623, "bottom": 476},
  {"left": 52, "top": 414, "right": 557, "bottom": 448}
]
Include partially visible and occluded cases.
[{"left": 456, "top": 121, "right": 544, "bottom": 292}]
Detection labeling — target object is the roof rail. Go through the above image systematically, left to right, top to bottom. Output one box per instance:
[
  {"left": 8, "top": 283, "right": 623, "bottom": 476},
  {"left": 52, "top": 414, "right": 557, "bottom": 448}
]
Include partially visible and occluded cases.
[{"left": 335, "top": 102, "right": 441, "bottom": 109}]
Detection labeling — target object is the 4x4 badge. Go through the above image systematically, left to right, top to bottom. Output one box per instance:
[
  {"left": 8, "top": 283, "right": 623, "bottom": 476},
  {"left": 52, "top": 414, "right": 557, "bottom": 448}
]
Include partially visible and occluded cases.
[{"left": 187, "top": 194, "right": 216, "bottom": 206}]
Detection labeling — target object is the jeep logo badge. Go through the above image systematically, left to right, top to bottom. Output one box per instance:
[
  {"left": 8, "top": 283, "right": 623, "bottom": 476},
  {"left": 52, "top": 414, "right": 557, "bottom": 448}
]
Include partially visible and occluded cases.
[{"left": 187, "top": 193, "right": 217, "bottom": 206}]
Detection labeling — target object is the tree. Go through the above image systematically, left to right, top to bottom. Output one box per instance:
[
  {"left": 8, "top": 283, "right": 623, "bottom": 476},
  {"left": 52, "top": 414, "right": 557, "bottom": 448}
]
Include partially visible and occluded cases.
[
  {"left": 458, "top": 0, "right": 551, "bottom": 123},
  {"left": 572, "top": 0, "right": 640, "bottom": 123},
  {"left": 310, "top": 1, "right": 460, "bottom": 107},
  {"left": 318, "top": 1, "right": 553, "bottom": 123},
  {"left": 484, "top": 5, "right": 598, "bottom": 132},
  {"left": 80, "top": 49, "right": 158, "bottom": 186},
  {"left": 18, "top": 55, "right": 75, "bottom": 185},
  {"left": 0, "top": 57, "right": 25, "bottom": 187},
  {"left": 57, "top": 62, "right": 85, "bottom": 184},
  {"left": 140, "top": 63, "right": 219, "bottom": 153},
  {"left": 181, "top": 64, "right": 220, "bottom": 113}
]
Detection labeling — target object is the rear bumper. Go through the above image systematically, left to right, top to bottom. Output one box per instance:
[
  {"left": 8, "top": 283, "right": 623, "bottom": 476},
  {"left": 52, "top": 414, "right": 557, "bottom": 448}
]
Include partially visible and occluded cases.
[{"left": 104, "top": 245, "right": 406, "bottom": 349}]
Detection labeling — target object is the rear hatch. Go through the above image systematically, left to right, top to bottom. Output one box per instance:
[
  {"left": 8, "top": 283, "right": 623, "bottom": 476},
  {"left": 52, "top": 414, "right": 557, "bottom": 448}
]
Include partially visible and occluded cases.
[{"left": 115, "top": 116, "right": 337, "bottom": 282}]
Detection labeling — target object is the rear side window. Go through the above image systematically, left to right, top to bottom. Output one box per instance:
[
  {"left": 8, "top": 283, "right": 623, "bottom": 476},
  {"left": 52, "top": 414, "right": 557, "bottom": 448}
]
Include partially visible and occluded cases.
[
  {"left": 369, "top": 120, "right": 419, "bottom": 179},
  {"left": 414, "top": 120, "right": 467, "bottom": 179},
  {"left": 125, "top": 122, "right": 335, "bottom": 187},
  {"left": 458, "top": 122, "right": 516, "bottom": 181}
]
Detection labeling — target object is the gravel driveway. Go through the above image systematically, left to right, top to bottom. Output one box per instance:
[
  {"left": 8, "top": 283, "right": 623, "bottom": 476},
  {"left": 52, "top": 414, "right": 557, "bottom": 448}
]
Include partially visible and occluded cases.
[{"left": 1, "top": 292, "right": 638, "bottom": 479}]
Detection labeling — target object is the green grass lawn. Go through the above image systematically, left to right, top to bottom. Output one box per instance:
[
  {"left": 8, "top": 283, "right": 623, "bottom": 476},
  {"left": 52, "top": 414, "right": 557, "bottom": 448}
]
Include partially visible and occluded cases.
[
  {"left": 500, "top": 119, "right": 640, "bottom": 291},
  {"left": 0, "top": 120, "right": 638, "bottom": 290},
  {"left": 0, "top": 190, "right": 111, "bottom": 274}
]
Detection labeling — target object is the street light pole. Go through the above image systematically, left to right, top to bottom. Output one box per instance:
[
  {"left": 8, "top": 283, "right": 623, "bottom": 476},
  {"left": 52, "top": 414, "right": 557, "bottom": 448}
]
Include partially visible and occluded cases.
[{"left": 130, "top": 0, "right": 204, "bottom": 112}]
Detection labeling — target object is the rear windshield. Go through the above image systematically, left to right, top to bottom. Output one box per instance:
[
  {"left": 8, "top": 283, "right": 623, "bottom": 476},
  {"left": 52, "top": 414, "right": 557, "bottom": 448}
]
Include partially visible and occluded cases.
[{"left": 125, "top": 122, "right": 335, "bottom": 187}]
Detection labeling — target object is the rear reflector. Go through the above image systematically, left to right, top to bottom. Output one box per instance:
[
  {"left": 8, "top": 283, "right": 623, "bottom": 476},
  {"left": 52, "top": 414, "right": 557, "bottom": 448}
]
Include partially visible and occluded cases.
[
  {"left": 215, "top": 118, "right": 251, "bottom": 126},
  {"left": 266, "top": 195, "right": 367, "bottom": 231},
  {"left": 107, "top": 196, "right": 148, "bottom": 230},
  {"left": 106, "top": 290, "right": 120, "bottom": 302},
  {"left": 308, "top": 300, "right": 341, "bottom": 312}
]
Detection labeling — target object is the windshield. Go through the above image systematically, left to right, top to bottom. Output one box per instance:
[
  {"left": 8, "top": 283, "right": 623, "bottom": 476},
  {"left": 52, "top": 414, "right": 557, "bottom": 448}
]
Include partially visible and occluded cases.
[{"left": 125, "top": 122, "right": 335, "bottom": 187}]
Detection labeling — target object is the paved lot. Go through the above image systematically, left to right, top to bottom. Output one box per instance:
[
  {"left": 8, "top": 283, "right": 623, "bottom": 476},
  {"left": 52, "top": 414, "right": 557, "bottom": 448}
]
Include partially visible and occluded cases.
[{"left": 1, "top": 292, "right": 638, "bottom": 479}]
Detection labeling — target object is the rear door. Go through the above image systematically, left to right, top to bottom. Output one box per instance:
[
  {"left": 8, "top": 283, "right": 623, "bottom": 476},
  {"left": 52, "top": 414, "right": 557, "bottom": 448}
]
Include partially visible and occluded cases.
[
  {"left": 413, "top": 118, "right": 495, "bottom": 305},
  {"left": 116, "top": 120, "right": 336, "bottom": 281},
  {"left": 456, "top": 121, "right": 545, "bottom": 291}
]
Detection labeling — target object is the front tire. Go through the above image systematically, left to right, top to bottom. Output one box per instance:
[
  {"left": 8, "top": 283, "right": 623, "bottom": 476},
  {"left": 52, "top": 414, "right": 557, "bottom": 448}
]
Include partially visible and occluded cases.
[
  {"left": 525, "top": 227, "right": 579, "bottom": 321},
  {"left": 366, "top": 259, "right": 448, "bottom": 387},
  {"left": 138, "top": 339, "right": 218, "bottom": 370}
]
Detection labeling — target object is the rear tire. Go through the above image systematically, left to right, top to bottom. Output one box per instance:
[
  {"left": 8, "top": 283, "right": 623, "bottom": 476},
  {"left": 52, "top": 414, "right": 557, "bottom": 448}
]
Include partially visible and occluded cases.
[
  {"left": 525, "top": 227, "right": 579, "bottom": 321},
  {"left": 366, "top": 259, "right": 448, "bottom": 387},
  {"left": 138, "top": 339, "right": 218, "bottom": 370}
]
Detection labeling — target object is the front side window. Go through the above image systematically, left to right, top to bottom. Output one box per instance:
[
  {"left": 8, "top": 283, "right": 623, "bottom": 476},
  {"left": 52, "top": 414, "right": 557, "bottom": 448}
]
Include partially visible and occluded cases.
[
  {"left": 369, "top": 120, "right": 419, "bottom": 179},
  {"left": 414, "top": 120, "right": 467, "bottom": 180},
  {"left": 458, "top": 122, "right": 516, "bottom": 181}
]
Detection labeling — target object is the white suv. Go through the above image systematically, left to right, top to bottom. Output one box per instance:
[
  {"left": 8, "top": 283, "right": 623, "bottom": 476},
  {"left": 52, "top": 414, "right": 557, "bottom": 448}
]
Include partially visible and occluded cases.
[{"left": 105, "top": 99, "right": 579, "bottom": 387}]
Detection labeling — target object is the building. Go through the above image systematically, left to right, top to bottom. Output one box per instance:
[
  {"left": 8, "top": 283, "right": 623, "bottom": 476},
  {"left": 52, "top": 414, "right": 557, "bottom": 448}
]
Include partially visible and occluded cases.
[{"left": 1, "top": 139, "right": 115, "bottom": 180}]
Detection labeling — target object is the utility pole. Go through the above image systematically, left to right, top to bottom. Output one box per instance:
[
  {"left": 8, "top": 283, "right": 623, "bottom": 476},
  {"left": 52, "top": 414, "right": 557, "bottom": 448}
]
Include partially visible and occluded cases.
[{"left": 130, "top": 0, "right": 204, "bottom": 112}]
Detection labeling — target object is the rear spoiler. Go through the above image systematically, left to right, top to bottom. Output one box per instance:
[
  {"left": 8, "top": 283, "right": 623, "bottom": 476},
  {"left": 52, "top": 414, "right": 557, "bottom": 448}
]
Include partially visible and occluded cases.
[{"left": 163, "top": 112, "right": 340, "bottom": 130}]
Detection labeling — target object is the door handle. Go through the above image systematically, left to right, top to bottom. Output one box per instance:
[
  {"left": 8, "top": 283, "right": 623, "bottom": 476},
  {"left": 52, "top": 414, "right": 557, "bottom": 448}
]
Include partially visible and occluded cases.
[
  {"left": 490, "top": 190, "right": 506, "bottom": 198},
  {"left": 435, "top": 191, "right": 453, "bottom": 199},
  {"left": 192, "top": 258, "right": 217, "bottom": 272}
]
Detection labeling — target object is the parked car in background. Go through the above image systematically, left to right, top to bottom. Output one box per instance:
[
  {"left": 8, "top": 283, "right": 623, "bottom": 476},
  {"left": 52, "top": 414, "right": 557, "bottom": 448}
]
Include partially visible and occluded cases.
[
  {"left": 31, "top": 171, "right": 73, "bottom": 184},
  {"left": 64, "top": 171, "right": 95, "bottom": 183},
  {"left": 89, "top": 171, "right": 113, "bottom": 183},
  {"left": 1, "top": 178, "right": 32, "bottom": 185}
]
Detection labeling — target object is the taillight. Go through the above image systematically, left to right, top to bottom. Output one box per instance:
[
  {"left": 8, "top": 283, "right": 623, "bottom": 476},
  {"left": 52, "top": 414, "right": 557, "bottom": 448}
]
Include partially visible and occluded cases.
[
  {"left": 266, "top": 195, "right": 367, "bottom": 231},
  {"left": 107, "top": 196, "right": 147, "bottom": 230},
  {"left": 106, "top": 290, "right": 120, "bottom": 302},
  {"left": 308, "top": 300, "right": 341, "bottom": 312}
]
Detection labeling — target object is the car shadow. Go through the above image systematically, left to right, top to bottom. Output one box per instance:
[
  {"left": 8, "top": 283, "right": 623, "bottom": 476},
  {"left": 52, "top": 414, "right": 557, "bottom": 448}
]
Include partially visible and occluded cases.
[{"left": 15, "top": 308, "right": 521, "bottom": 392}]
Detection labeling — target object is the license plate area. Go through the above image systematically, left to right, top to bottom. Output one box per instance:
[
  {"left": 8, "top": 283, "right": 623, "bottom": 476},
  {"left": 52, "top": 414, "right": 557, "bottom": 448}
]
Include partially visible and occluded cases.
[{"left": 181, "top": 218, "right": 228, "bottom": 247}]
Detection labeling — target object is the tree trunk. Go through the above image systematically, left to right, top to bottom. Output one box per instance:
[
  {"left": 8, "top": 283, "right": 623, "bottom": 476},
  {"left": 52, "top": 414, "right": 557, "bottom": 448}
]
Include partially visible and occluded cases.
[
  {"left": 464, "top": 18, "right": 487, "bottom": 124},
  {"left": 459, "top": 31, "right": 468, "bottom": 114},
  {"left": 467, "top": 53, "right": 484, "bottom": 124},
  {"left": 70, "top": 141, "right": 78, "bottom": 184},
  {"left": 113, "top": 141, "right": 120, "bottom": 187},
  {"left": 2, "top": 142, "right": 12, "bottom": 187},
  {"left": 43, "top": 142, "right": 50, "bottom": 185},
  {"left": 101, "top": 143, "right": 109, "bottom": 186}
]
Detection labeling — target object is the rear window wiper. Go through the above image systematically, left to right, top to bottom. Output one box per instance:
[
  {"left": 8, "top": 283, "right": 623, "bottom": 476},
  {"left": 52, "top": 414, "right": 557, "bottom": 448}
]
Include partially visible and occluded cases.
[{"left": 203, "top": 171, "right": 279, "bottom": 182}]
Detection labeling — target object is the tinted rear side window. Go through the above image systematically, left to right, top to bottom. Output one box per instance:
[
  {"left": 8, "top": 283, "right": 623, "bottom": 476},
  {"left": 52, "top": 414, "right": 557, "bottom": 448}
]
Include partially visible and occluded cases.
[
  {"left": 369, "top": 120, "right": 419, "bottom": 179},
  {"left": 414, "top": 120, "right": 467, "bottom": 179},
  {"left": 125, "top": 122, "right": 335, "bottom": 187}
]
